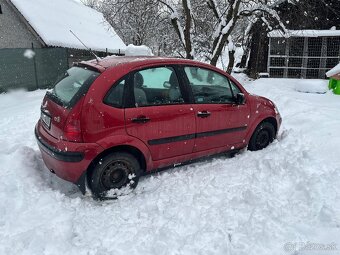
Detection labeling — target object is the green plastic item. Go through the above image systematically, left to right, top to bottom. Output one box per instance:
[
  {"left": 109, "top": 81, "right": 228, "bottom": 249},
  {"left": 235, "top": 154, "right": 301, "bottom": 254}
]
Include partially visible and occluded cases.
[{"left": 328, "top": 78, "right": 340, "bottom": 95}]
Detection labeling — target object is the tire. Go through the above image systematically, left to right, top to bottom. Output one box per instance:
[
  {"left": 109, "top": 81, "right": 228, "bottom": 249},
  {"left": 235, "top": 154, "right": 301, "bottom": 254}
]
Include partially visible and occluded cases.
[
  {"left": 248, "top": 122, "right": 276, "bottom": 151},
  {"left": 89, "top": 152, "right": 141, "bottom": 199}
]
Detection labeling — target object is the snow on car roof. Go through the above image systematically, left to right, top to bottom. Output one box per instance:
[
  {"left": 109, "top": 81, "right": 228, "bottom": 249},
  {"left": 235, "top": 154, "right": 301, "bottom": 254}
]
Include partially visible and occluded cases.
[
  {"left": 10, "top": 0, "right": 126, "bottom": 53},
  {"left": 268, "top": 29, "right": 340, "bottom": 38}
]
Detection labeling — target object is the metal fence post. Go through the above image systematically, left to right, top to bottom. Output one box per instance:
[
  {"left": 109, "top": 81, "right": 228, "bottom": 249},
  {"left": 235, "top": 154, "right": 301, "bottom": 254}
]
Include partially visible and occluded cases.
[
  {"left": 301, "top": 37, "right": 308, "bottom": 79},
  {"left": 320, "top": 37, "right": 327, "bottom": 78},
  {"left": 267, "top": 38, "right": 271, "bottom": 75},
  {"left": 283, "top": 39, "right": 290, "bottom": 78},
  {"left": 32, "top": 43, "right": 39, "bottom": 89},
  {"left": 66, "top": 48, "right": 69, "bottom": 68}
]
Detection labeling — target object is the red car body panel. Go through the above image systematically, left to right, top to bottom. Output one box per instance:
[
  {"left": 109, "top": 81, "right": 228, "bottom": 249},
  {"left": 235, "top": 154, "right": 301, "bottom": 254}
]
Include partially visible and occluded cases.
[
  {"left": 35, "top": 56, "right": 281, "bottom": 193},
  {"left": 41, "top": 96, "right": 70, "bottom": 140},
  {"left": 192, "top": 103, "right": 250, "bottom": 152},
  {"left": 125, "top": 105, "right": 196, "bottom": 161},
  {"left": 35, "top": 123, "right": 103, "bottom": 182}
]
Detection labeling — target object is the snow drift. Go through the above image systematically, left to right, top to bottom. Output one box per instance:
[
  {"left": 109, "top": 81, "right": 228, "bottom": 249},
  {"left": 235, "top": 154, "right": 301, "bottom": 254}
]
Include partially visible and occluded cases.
[{"left": 0, "top": 77, "right": 339, "bottom": 255}]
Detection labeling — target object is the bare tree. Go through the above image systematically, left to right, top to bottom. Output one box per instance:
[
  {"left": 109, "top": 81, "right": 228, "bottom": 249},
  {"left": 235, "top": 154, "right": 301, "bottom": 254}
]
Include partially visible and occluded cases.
[
  {"left": 87, "top": 0, "right": 289, "bottom": 71},
  {"left": 98, "top": 0, "right": 175, "bottom": 55},
  {"left": 159, "top": 0, "right": 287, "bottom": 69}
]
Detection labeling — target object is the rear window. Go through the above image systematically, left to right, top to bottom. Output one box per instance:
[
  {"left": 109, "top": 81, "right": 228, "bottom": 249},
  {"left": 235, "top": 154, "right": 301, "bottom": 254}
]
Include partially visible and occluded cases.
[{"left": 48, "top": 67, "right": 99, "bottom": 108}]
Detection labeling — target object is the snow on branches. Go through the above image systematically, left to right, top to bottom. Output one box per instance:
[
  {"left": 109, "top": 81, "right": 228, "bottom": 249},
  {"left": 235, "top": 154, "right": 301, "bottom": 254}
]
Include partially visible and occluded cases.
[{"left": 160, "top": 0, "right": 287, "bottom": 68}]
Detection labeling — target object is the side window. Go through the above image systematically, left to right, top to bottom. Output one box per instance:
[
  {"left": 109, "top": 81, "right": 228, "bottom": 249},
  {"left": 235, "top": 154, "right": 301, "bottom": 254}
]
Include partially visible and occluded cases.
[
  {"left": 133, "top": 67, "right": 184, "bottom": 107},
  {"left": 184, "top": 67, "right": 235, "bottom": 104},
  {"left": 104, "top": 79, "right": 125, "bottom": 108}
]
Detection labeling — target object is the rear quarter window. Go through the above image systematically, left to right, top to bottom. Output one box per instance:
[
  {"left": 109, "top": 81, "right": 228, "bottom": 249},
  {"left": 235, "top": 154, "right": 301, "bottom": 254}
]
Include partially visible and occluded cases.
[{"left": 103, "top": 79, "right": 125, "bottom": 108}]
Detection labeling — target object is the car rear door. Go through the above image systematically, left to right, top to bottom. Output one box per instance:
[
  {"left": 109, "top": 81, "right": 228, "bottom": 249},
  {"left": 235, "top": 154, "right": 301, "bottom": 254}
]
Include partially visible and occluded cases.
[
  {"left": 124, "top": 66, "right": 196, "bottom": 161},
  {"left": 182, "top": 66, "right": 250, "bottom": 152}
]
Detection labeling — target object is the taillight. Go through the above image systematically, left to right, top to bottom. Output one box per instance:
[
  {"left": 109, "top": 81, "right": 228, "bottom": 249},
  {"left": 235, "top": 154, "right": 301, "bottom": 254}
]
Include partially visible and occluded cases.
[
  {"left": 62, "top": 98, "right": 84, "bottom": 142},
  {"left": 64, "top": 117, "right": 82, "bottom": 142}
]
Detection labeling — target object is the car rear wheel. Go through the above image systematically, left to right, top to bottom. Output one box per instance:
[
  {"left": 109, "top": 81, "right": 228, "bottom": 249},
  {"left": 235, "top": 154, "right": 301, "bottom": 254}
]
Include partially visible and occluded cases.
[
  {"left": 248, "top": 122, "right": 275, "bottom": 151},
  {"left": 89, "top": 152, "right": 141, "bottom": 199}
]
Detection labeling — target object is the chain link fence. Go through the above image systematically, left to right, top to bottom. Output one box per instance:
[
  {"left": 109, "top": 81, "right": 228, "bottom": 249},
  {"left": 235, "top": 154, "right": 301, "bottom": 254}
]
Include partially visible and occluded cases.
[{"left": 268, "top": 36, "right": 340, "bottom": 79}]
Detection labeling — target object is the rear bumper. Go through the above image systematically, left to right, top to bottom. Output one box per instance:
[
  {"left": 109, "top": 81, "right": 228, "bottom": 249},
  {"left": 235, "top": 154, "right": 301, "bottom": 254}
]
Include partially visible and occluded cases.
[
  {"left": 35, "top": 123, "right": 103, "bottom": 184},
  {"left": 35, "top": 129, "right": 84, "bottom": 162}
]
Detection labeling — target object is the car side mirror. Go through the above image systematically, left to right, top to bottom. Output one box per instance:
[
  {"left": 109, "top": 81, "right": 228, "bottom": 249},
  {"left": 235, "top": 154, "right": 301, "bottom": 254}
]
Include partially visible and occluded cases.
[
  {"left": 163, "top": 81, "right": 171, "bottom": 88},
  {"left": 235, "top": 93, "right": 246, "bottom": 105}
]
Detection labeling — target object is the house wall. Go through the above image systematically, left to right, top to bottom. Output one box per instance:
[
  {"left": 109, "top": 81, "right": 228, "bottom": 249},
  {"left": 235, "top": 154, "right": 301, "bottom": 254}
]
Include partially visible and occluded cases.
[{"left": 0, "top": 0, "right": 42, "bottom": 48}]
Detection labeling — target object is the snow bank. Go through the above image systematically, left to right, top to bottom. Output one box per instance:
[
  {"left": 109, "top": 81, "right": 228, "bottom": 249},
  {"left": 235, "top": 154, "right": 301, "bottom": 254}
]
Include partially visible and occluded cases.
[
  {"left": 11, "top": 0, "right": 126, "bottom": 53},
  {"left": 125, "top": 44, "right": 153, "bottom": 56},
  {"left": 326, "top": 63, "right": 340, "bottom": 77},
  {"left": 1, "top": 78, "right": 340, "bottom": 255},
  {"left": 294, "top": 79, "right": 328, "bottom": 94}
]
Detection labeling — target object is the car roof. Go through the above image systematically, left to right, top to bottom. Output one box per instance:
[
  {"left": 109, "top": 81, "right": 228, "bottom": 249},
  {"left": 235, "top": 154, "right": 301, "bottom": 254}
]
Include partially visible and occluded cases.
[{"left": 79, "top": 56, "right": 214, "bottom": 73}]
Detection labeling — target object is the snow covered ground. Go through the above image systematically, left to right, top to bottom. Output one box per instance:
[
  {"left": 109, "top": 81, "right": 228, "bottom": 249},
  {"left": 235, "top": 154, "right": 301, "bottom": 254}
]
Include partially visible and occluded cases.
[{"left": 0, "top": 77, "right": 340, "bottom": 255}]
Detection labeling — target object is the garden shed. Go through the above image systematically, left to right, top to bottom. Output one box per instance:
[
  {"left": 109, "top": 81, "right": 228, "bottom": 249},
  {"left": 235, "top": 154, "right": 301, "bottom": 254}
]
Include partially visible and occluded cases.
[
  {"left": 0, "top": 0, "right": 126, "bottom": 91},
  {"left": 267, "top": 29, "right": 340, "bottom": 79}
]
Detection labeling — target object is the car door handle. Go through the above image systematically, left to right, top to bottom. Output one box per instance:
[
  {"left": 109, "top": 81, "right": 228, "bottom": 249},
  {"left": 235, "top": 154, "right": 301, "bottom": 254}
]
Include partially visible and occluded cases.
[
  {"left": 197, "top": 111, "right": 211, "bottom": 118},
  {"left": 131, "top": 116, "right": 150, "bottom": 123}
]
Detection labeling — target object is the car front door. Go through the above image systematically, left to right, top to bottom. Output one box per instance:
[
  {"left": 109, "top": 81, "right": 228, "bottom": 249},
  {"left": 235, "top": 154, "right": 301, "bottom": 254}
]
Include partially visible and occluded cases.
[
  {"left": 124, "top": 66, "right": 196, "bottom": 161},
  {"left": 182, "top": 66, "right": 250, "bottom": 152}
]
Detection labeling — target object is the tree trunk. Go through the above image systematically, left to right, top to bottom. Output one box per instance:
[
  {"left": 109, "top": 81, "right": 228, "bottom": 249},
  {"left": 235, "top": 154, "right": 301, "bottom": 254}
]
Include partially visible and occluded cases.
[
  {"left": 169, "top": 0, "right": 193, "bottom": 59},
  {"left": 183, "top": 0, "right": 193, "bottom": 59},
  {"left": 209, "top": 0, "right": 241, "bottom": 66},
  {"left": 210, "top": 35, "right": 228, "bottom": 66},
  {"left": 227, "top": 50, "right": 235, "bottom": 74},
  {"left": 239, "top": 50, "right": 249, "bottom": 68}
]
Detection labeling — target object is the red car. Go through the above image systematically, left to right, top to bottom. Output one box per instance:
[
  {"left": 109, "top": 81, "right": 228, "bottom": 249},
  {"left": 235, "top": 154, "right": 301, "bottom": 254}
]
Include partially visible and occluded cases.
[{"left": 35, "top": 56, "right": 281, "bottom": 198}]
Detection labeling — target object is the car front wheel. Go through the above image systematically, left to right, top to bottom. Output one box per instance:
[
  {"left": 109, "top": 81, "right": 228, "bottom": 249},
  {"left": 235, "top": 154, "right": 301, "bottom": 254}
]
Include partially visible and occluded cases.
[
  {"left": 248, "top": 122, "right": 276, "bottom": 151},
  {"left": 89, "top": 152, "right": 141, "bottom": 199}
]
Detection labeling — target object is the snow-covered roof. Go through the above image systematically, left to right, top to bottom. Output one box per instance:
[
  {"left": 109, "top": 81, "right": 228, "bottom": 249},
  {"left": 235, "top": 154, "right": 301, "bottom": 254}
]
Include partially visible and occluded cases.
[
  {"left": 10, "top": 0, "right": 126, "bottom": 53},
  {"left": 268, "top": 29, "right": 340, "bottom": 38}
]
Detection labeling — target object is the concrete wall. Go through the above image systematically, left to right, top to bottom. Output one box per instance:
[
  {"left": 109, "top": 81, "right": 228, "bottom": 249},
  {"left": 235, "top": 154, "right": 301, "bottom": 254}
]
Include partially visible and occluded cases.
[{"left": 0, "top": 0, "right": 42, "bottom": 48}]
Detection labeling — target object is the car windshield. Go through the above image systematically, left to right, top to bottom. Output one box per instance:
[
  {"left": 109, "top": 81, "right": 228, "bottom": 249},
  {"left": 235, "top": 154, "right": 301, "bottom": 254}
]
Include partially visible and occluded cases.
[{"left": 51, "top": 67, "right": 99, "bottom": 106}]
